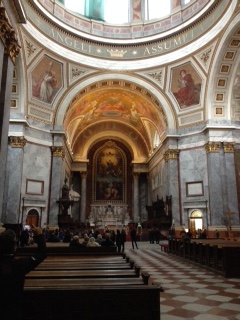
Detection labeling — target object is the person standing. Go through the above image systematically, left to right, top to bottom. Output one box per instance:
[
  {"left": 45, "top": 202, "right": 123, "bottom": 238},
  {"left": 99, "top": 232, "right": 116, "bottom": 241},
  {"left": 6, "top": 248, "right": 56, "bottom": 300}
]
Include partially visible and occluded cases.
[
  {"left": 0, "top": 224, "right": 47, "bottom": 320},
  {"left": 130, "top": 226, "right": 138, "bottom": 249},
  {"left": 120, "top": 228, "right": 126, "bottom": 252},
  {"left": 115, "top": 229, "right": 122, "bottom": 253}
]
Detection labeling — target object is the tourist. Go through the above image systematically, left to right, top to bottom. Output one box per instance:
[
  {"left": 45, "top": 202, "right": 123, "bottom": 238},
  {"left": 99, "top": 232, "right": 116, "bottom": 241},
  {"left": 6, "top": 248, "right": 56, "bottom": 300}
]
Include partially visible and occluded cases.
[
  {"left": 0, "top": 224, "right": 47, "bottom": 320},
  {"left": 130, "top": 226, "right": 138, "bottom": 249},
  {"left": 120, "top": 228, "right": 127, "bottom": 252},
  {"left": 101, "top": 233, "right": 115, "bottom": 246},
  {"left": 87, "top": 237, "right": 100, "bottom": 247}
]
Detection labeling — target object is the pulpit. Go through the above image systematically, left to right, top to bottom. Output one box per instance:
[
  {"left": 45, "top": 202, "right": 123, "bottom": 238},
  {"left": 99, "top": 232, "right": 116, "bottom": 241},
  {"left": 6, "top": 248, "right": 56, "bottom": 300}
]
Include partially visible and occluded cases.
[{"left": 57, "top": 179, "right": 80, "bottom": 228}]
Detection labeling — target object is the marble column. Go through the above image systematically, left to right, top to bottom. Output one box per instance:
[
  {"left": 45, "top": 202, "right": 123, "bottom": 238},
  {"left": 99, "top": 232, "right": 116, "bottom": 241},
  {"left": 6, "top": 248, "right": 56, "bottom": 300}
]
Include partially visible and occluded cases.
[
  {"left": 0, "top": 7, "right": 20, "bottom": 221},
  {"left": 2, "top": 137, "right": 26, "bottom": 224},
  {"left": 205, "top": 142, "right": 222, "bottom": 225},
  {"left": 223, "top": 143, "right": 239, "bottom": 224},
  {"left": 48, "top": 146, "right": 65, "bottom": 227},
  {"left": 164, "top": 149, "right": 180, "bottom": 225},
  {"left": 80, "top": 171, "right": 87, "bottom": 223},
  {"left": 133, "top": 172, "right": 140, "bottom": 223}
]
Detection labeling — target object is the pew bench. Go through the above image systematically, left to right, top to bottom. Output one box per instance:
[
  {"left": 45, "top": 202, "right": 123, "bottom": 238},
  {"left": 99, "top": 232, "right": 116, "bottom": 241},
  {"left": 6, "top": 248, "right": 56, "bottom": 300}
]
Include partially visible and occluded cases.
[
  {"left": 168, "top": 239, "right": 240, "bottom": 278},
  {"left": 16, "top": 245, "right": 119, "bottom": 256},
  {"left": 26, "top": 268, "right": 139, "bottom": 279},
  {"left": 23, "top": 285, "right": 162, "bottom": 320}
]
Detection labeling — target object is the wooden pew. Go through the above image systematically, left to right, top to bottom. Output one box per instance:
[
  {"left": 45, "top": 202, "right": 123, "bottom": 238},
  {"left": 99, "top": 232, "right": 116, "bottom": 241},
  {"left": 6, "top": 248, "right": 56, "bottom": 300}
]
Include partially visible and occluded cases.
[
  {"left": 168, "top": 239, "right": 240, "bottom": 278},
  {"left": 16, "top": 245, "right": 118, "bottom": 256},
  {"left": 23, "top": 253, "right": 163, "bottom": 320},
  {"left": 26, "top": 269, "right": 139, "bottom": 279},
  {"left": 23, "top": 285, "right": 162, "bottom": 320}
]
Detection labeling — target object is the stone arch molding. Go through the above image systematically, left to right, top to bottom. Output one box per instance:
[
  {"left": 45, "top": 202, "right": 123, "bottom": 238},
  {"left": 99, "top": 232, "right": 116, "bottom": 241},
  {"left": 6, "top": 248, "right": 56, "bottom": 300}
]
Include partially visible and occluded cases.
[{"left": 206, "top": 13, "right": 240, "bottom": 122}]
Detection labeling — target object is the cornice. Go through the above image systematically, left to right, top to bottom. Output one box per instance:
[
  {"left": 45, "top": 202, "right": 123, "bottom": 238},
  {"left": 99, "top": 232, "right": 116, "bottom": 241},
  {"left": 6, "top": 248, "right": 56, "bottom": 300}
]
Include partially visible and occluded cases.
[{"left": 20, "top": 0, "right": 234, "bottom": 62}]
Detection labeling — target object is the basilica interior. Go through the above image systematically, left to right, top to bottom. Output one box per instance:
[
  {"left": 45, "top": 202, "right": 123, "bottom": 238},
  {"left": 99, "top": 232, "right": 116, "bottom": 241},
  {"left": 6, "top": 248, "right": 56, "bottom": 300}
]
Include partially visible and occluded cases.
[{"left": 0, "top": 0, "right": 240, "bottom": 238}]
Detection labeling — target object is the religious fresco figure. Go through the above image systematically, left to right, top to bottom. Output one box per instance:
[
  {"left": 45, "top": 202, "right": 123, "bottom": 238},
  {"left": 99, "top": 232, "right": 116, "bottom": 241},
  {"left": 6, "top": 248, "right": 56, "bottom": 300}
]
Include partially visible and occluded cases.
[
  {"left": 31, "top": 56, "right": 62, "bottom": 104},
  {"left": 171, "top": 64, "right": 202, "bottom": 109},
  {"left": 94, "top": 144, "right": 125, "bottom": 202}
]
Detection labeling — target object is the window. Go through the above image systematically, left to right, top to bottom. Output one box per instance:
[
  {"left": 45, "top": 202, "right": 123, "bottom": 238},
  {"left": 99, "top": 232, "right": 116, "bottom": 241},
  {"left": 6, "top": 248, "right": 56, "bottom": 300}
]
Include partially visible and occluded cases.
[
  {"left": 64, "top": 0, "right": 129, "bottom": 23},
  {"left": 64, "top": 0, "right": 84, "bottom": 15},
  {"left": 104, "top": 0, "right": 129, "bottom": 24},
  {"left": 145, "top": 0, "right": 171, "bottom": 20}
]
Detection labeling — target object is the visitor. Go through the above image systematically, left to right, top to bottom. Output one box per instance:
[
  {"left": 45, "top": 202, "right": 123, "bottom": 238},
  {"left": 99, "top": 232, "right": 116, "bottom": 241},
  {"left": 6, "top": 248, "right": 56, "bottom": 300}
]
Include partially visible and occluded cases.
[
  {"left": 0, "top": 224, "right": 47, "bottom": 320},
  {"left": 130, "top": 226, "right": 138, "bottom": 249}
]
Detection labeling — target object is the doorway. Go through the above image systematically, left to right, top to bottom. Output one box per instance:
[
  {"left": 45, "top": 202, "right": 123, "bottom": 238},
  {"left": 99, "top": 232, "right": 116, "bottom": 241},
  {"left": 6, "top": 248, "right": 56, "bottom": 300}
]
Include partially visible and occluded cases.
[
  {"left": 26, "top": 209, "right": 39, "bottom": 227},
  {"left": 189, "top": 210, "right": 203, "bottom": 238}
]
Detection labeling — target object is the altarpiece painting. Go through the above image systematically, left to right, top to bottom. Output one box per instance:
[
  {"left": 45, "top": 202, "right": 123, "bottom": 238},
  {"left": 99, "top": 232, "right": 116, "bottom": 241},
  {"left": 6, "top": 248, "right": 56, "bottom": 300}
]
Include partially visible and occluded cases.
[{"left": 93, "top": 141, "right": 126, "bottom": 203}]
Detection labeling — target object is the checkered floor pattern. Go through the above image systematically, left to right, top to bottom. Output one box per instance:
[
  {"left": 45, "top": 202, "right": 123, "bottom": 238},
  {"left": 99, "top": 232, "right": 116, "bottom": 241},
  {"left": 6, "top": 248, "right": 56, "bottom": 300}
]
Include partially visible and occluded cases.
[{"left": 124, "top": 242, "right": 240, "bottom": 320}]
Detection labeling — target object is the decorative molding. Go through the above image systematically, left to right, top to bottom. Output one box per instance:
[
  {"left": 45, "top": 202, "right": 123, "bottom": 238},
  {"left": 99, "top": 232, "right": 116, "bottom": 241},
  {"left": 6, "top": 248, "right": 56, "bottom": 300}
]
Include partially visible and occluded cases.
[
  {"left": 9, "top": 136, "right": 26, "bottom": 148},
  {"left": 205, "top": 142, "right": 220, "bottom": 153},
  {"left": 51, "top": 146, "right": 65, "bottom": 158},
  {"left": 164, "top": 149, "right": 179, "bottom": 162}
]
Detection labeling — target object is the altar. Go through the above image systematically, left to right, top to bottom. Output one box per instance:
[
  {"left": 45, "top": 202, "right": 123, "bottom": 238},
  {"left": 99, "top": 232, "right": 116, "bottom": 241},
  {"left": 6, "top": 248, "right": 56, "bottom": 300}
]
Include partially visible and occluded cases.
[{"left": 88, "top": 204, "right": 131, "bottom": 228}]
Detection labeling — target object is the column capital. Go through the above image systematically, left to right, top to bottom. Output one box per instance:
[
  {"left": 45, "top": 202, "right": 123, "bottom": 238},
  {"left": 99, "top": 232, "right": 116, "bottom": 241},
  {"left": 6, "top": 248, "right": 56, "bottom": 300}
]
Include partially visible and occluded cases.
[
  {"left": 0, "top": 7, "right": 21, "bottom": 63},
  {"left": 9, "top": 136, "right": 26, "bottom": 148},
  {"left": 205, "top": 142, "right": 220, "bottom": 153},
  {"left": 223, "top": 142, "right": 235, "bottom": 153},
  {"left": 51, "top": 146, "right": 65, "bottom": 158},
  {"left": 164, "top": 149, "right": 179, "bottom": 162},
  {"left": 80, "top": 171, "right": 88, "bottom": 179},
  {"left": 133, "top": 172, "right": 140, "bottom": 179}
]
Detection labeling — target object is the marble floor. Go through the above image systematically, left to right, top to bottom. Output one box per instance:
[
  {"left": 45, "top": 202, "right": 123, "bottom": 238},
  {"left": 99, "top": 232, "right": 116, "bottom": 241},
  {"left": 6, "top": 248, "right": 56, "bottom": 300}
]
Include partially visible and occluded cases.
[{"left": 124, "top": 241, "right": 240, "bottom": 320}]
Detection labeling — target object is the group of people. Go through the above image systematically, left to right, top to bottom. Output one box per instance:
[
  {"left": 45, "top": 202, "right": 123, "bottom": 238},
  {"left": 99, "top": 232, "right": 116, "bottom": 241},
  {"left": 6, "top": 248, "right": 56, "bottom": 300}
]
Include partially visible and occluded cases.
[{"left": 68, "top": 227, "right": 128, "bottom": 253}]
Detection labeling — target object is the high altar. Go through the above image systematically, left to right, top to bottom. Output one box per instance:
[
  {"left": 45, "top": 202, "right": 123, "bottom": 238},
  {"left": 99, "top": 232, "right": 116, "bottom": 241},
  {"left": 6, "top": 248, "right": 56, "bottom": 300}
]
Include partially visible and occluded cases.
[{"left": 88, "top": 204, "right": 131, "bottom": 228}]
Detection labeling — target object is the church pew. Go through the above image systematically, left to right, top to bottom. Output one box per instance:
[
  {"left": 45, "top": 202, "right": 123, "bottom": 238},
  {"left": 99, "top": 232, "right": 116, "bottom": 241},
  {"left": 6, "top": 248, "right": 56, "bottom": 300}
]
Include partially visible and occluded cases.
[
  {"left": 168, "top": 239, "right": 240, "bottom": 277},
  {"left": 16, "top": 245, "right": 119, "bottom": 256},
  {"left": 36, "top": 263, "right": 132, "bottom": 270},
  {"left": 26, "top": 268, "right": 139, "bottom": 279},
  {"left": 24, "top": 277, "right": 147, "bottom": 287},
  {"left": 22, "top": 285, "right": 162, "bottom": 320}
]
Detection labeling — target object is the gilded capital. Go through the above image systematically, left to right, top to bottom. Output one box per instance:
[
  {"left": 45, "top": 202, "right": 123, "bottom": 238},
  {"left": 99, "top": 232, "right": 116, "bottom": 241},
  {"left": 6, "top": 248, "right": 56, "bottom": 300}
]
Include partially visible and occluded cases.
[
  {"left": 0, "top": 7, "right": 21, "bottom": 63},
  {"left": 9, "top": 136, "right": 26, "bottom": 148},
  {"left": 205, "top": 142, "right": 220, "bottom": 153},
  {"left": 223, "top": 142, "right": 235, "bottom": 153},
  {"left": 51, "top": 146, "right": 65, "bottom": 158},
  {"left": 164, "top": 149, "right": 179, "bottom": 162},
  {"left": 80, "top": 171, "right": 88, "bottom": 179},
  {"left": 133, "top": 172, "right": 140, "bottom": 179}
]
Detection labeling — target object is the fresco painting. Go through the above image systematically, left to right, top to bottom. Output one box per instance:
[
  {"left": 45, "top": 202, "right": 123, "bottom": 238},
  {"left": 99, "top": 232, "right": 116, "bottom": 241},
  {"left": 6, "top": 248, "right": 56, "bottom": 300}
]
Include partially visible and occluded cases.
[
  {"left": 31, "top": 56, "right": 63, "bottom": 104},
  {"left": 171, "top": 63, "right": 202, "bottom": 109}
]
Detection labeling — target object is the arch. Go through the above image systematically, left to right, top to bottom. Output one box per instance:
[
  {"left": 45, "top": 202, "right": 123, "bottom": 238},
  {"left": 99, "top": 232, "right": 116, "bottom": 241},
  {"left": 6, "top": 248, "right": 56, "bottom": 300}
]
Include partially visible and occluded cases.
[
  {"left": 206, "top": 12, "right": 240, "bottom": 121},
  {"left": 55, "top": 73, "right": 176, "bottom": 130},
  {"left": 26, "top": 208, "right": 40, "bottom": 227}
]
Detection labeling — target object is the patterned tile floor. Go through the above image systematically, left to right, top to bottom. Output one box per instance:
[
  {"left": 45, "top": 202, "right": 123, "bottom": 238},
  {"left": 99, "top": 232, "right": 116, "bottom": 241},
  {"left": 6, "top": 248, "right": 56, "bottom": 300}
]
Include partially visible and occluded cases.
[{"left": 124, "top": 241, "right": 240, "bottom": 320}]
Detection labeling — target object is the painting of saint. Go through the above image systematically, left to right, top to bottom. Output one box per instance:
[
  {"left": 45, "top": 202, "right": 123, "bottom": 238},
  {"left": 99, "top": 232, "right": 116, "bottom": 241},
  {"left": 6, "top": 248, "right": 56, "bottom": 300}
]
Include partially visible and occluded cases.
[
  {"left": 32, "top": 56, "right": 62, "bottom": 104},
  {"left": 171, "top": 64, "right": 202, "bottom": 109},
  {"left": 94, "top": 146, "right": 125, "bottom": 202}
]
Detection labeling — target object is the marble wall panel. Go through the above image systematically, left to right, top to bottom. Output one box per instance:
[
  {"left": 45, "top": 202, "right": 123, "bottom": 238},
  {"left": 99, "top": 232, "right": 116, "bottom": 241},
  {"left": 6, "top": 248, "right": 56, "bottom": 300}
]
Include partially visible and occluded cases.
[
  {"left": 21, "top": 143, "right": 51, "bottom": 226},
  {"left": 2, "top": 146, "right": 23, "bottom": 224},
  {"left": 179, "top": 147, "right": 208, "bottom": 226}
]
